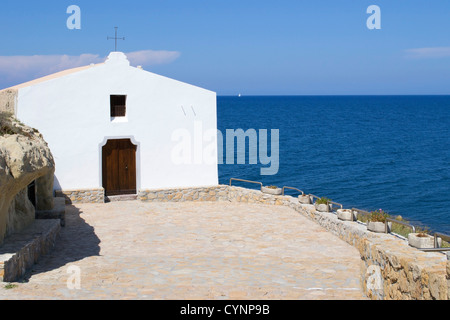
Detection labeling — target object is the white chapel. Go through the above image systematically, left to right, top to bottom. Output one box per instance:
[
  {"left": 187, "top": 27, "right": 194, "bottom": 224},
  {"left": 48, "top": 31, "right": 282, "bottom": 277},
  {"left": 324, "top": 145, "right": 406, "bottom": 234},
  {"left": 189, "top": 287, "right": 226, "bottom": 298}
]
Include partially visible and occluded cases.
[{"left": 0, "top": 52, "right": 219, "bottom": 199}]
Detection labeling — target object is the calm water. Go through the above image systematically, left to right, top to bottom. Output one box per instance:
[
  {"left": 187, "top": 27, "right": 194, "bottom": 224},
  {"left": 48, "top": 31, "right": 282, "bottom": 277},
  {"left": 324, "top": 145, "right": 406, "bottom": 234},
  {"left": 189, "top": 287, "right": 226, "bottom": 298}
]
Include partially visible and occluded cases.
[{"left": 217, "top": 96, "right": 450, "bottom": 235}]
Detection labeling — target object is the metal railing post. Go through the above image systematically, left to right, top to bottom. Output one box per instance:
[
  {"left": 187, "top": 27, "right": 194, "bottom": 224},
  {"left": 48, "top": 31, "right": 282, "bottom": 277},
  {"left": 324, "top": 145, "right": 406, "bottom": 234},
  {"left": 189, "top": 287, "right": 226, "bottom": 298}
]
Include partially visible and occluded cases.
[
  {"left": 229, "top": 178, "right": 263, "bottom": 191},
  {"left": 282, "top": 186, "right": 305, "bottom": 196},
  {"left": 385, "top": 218, "right": 416, "bottom": 234}
]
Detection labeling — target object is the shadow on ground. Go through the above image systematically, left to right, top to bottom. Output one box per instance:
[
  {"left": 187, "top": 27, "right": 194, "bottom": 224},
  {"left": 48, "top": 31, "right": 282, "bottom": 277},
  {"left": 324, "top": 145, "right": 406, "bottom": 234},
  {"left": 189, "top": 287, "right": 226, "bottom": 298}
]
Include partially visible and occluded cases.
[{"left": 22, "top": 205, "right": 101, "bottom": 282}]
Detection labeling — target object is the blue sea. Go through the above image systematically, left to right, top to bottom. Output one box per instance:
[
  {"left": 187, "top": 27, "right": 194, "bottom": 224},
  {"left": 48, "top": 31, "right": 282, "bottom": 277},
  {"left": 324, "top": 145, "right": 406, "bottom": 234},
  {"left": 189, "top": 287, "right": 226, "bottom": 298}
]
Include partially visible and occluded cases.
[{"left": 217, "top": 96, "right": 450, "bottom": 235}]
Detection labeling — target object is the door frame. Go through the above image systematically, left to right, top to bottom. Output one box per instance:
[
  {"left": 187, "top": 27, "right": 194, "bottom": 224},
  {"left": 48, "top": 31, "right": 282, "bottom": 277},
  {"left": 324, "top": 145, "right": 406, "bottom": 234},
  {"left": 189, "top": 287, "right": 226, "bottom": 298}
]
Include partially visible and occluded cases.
[{"left": 99, "top": 136, "right": 141, "bottom": 194}]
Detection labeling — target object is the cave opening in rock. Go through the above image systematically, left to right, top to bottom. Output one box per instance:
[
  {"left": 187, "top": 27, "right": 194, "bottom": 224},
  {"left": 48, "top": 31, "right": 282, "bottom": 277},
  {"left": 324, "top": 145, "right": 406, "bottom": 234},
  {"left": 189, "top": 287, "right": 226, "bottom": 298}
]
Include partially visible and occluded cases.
[{"left": 27, "top": 180, "right": 36, "bottom": 208}]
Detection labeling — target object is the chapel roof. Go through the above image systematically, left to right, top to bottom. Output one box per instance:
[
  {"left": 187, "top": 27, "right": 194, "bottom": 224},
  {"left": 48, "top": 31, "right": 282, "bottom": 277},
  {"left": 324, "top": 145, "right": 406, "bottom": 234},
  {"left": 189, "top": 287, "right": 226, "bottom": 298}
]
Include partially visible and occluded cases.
[
  {"left": 1, "top": 52, "right": 135, "bottom": 92},
  {"left": 0, "top": 63, "right": 104, "bottom": 92}
]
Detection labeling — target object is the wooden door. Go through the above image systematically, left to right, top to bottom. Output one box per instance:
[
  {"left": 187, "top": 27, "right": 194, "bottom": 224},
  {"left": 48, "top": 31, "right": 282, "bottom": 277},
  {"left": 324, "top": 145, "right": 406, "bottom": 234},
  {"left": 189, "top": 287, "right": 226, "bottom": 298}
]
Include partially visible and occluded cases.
[{"left": 102, "top": 139, "right": 137, "bottom": 196}]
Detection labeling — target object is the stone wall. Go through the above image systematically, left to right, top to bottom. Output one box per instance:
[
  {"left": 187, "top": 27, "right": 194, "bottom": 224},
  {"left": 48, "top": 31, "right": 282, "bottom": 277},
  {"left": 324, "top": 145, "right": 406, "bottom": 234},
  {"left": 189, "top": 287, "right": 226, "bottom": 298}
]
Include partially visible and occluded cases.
[
  {"left": 0, "top": 89, "right": 18, "bottom": 114},
  {"left": 139, "top": 184, "right": 449, "bottom": 300},
  {"left": 55, "top": 185, "right": 230, "bottom": 204},
  {"left": 138, "top": 185, "right": 229, "bottom": 202},
  {"left": 230, "top": 186, "right": 449, "bottom": 300},
  {"left": 55, "top": 188, "right": 105, "bottom": 204},
  {"left": 0, "top": 219, "right": 60, "bottom": 282},
  {"left": 358, "top": 235, "right": 448, "bottom": 300},
  {"left": 448, "top": 259, "right": 450, "bottom": 297}
]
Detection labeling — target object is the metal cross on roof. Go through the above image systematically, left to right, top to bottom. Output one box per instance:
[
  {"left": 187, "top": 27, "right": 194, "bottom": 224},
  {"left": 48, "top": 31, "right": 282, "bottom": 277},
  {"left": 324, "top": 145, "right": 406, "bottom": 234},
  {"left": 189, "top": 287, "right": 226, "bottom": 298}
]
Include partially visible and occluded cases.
[{"left": 107, "top": 27, "right": 125, "bottom": 52}]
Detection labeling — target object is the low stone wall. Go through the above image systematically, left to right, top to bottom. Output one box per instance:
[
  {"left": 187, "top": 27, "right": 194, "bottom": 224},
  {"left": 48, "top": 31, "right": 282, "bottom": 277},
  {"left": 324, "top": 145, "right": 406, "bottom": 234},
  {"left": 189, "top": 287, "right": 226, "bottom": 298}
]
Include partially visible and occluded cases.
[
  {"left": 139, "top": 184, "right": 449, "bottom": 300},
  {"left": 138, "top": 185, "right": 229, "bottom": 202},
  {"left": 230, "top": 186, "right": 449, "bottom": 300},
  {"left": 55, "top": 188, "right": 105, "bottom": 204},
  {"left": 36, "top": 197, "right": 66, "bottom": 227},
  {"left": 0, "top": 219, "right": 60, "bottom": 282},
  {"left": 359, "top": 234, "right": 448, "bottom": 300}
]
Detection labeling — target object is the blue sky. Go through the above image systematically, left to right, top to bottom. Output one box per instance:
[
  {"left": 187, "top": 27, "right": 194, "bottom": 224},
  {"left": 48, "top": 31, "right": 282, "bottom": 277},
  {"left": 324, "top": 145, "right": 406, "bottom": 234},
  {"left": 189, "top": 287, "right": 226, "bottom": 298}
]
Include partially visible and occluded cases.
[{"left": 1, "top": 0, "right": 450, "bottom": 95}]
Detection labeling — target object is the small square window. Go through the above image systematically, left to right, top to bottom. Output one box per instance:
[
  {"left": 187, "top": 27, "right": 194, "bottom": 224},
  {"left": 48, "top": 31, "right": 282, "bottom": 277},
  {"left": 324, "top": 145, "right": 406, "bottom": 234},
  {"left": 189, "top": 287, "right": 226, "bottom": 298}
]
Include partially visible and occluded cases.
[{"left": 110, "top": 95, "right": 127, "bottom": 117}]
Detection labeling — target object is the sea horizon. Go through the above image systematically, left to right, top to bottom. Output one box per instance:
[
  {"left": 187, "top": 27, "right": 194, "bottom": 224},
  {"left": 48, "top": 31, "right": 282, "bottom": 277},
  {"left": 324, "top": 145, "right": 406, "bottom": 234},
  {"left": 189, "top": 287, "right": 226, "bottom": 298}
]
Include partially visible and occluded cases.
[
  {"left": 218, "top": 94, "right": 450, "bottom": 97},
  {"left": 217, "top": 95, "right": 450, "bottom": 235}
]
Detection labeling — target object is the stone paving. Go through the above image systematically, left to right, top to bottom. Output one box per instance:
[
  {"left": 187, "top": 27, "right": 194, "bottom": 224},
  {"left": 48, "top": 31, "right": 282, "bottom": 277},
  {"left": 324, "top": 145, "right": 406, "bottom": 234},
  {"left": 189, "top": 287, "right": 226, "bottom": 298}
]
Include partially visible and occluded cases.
[{"left": 0, "top": 201, "right": 366, "bottom": 300}]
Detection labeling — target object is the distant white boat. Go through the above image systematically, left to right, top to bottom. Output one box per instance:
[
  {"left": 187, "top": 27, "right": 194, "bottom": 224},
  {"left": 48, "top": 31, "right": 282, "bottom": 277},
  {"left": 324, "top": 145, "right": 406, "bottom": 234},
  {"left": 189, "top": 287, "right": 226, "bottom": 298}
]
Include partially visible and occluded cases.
[{"left": 238, "top": 93, "right": 242, "bottom": 97}]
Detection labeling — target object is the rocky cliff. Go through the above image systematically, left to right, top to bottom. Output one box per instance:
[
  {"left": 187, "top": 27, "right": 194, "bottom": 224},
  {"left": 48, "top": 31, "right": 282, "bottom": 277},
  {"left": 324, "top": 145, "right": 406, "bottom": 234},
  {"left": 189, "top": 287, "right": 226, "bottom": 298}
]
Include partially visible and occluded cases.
[{"left": 0, "top": 112, "right": 55, "bottom": 245}]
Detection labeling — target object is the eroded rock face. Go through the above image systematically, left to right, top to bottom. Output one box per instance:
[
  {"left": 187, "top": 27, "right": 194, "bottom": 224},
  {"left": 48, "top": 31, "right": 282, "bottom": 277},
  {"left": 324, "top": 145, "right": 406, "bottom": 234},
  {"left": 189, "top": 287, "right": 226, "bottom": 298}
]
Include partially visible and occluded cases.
[
  {"left": 0, "top": 118, "right": 55, "bottom": 244},
  {"left": 6, "top": 188, "right": 36, "bottom": 237}
]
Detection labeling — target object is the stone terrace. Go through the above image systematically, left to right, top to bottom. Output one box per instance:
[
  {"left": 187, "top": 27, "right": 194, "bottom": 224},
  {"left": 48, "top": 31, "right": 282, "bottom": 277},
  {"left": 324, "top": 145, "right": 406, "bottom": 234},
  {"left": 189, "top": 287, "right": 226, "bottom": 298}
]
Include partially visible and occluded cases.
[{"left": 0, "top": 201, "right": 365, "bottom": 300}]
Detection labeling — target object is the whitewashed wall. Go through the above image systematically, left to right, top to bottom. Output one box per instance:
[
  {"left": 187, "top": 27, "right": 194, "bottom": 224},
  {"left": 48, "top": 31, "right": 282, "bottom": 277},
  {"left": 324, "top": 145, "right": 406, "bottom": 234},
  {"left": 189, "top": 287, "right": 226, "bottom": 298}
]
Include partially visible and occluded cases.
[{"left": 16, "top": 52, "right": 218, "bottom": 192}]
